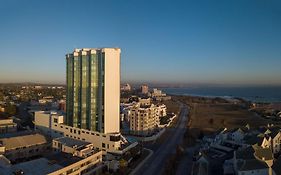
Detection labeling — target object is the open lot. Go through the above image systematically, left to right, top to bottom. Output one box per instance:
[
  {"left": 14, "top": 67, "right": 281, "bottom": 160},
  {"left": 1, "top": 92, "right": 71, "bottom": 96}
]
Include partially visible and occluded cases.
[{"left": 173, "top": 95, "right": 281, "bottom": 134}]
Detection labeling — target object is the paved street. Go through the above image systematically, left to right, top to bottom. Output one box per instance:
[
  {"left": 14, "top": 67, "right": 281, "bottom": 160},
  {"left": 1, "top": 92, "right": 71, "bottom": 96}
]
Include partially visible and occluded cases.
[
  {"left": 134, "top": 103, "right": 189, "bottom": 175},
  {"left": 176, "top": 145, "right": 199, "bottom": 175}
]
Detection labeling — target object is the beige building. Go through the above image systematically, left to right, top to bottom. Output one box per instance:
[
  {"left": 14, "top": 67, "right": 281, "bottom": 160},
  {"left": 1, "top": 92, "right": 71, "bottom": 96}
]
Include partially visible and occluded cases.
[
  {"left": 121, "top": 83, "right": 131, "bottom": 91},
  {"left": 140, "top": 84, "right": 149, "bottom": 94},
  {"left": 151, "top": 88, "right": 166, "bottom": 97},
  {"left": 138, "top": 98, "right": 151, "bottom": 106},
  {"left": 129, "top": 103, "right": 160, "bottom": 136},
  {"left": 0, "top": 118, "right": 17, "bottom": 134},
  {"left": 0, "top": 132, "right": 49, "bottom": 162},
  {"left": 52, "top": 137, "right": 97, "bottom": 158},
  {"left": 0, "top": 151, "right": 103, "bottom": 175}
]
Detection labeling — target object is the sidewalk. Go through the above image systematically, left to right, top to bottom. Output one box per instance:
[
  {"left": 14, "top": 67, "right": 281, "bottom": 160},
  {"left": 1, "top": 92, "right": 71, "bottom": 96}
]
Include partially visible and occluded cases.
[{"left": 129, "top": 148, "right": 153, "bottom": 175}]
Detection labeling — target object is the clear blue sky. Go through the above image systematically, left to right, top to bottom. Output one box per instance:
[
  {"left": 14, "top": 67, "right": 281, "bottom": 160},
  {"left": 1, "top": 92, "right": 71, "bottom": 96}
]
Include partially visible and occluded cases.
[{"left": 0, "top": 0, "right": 281, "bottom": 85}]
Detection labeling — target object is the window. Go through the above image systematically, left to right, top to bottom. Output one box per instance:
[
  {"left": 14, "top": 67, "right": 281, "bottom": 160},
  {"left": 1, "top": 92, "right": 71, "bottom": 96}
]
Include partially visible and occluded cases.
[
  {"left": 54, "top": 118, "right": 58, "bottom": 123},
  {"left": 110, "top": 135, "right": 121, "bottom": 142},
  {"left": 102, "top": 143, "right": 105, "bottom": 148}
]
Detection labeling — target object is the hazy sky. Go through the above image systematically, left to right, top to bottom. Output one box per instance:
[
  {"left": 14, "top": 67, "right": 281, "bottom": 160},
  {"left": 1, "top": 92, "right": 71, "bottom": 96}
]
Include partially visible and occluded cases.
[{"left": 0, "top": 0, "right": 281, "bottom": 85}]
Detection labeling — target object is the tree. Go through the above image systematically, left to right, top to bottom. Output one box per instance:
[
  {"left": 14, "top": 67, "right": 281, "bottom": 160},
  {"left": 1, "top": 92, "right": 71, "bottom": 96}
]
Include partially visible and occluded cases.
[{"left": 5, "top": 104, "right": 17, "bottom": 115}]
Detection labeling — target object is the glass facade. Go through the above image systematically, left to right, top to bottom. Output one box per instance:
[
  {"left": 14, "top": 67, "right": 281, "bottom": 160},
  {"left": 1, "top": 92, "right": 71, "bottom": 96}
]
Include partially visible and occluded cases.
[{"left": 66, "top": 49, "right": 105, "bottom": 132}]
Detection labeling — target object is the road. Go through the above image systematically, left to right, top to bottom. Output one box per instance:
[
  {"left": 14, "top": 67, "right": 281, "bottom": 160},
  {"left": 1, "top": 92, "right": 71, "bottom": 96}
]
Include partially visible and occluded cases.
[
  {"left": 134, "top": 103, "right": 189, "bottom": 175},
  {"left": 176, "top": 144, "right": 199, "bottom": 175}
]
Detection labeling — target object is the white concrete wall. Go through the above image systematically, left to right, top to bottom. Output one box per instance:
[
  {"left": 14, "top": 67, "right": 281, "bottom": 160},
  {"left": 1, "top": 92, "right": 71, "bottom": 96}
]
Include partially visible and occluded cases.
[
  {"left": 104, "top": 48, "right": 120, "bottom": 134},
  {"left": 35, "top": 111, "right": 122, "bottom": 153}
]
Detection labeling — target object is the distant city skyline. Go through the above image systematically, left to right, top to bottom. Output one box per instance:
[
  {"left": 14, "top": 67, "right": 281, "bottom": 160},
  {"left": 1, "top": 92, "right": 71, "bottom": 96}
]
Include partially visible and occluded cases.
[{"left": 0, "top": 0, "right": 281, "bottom": 86}]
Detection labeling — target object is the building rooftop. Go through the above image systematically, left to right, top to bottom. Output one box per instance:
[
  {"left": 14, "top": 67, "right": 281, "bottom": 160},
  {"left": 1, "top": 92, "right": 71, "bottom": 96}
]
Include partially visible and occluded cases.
[
  {"left": 0, "top": 130, "right": 33, "bottom": 139},
  {"left": 0, "top": 133, "right": 47, "bottom": 150},
  {"left": 54, "top": 136, "right": 91, "bottom": 148},
  {"left": 253, "top": 145, "right": 273, "bottom": 161},
  {"left": 236, "top": 146, "right": 255, "bottom": 160},
  {"left": 0, "top": 152, "right": 94, "bottom": 175},
  {"left": 45, "top": 152, "right": 83, "bottom": 167},
  {"left": 0, "top": 157, "right": 62, "bottom": 175},
  {"left": 239, "top": 159, "right": 268, "bottom": 171}
]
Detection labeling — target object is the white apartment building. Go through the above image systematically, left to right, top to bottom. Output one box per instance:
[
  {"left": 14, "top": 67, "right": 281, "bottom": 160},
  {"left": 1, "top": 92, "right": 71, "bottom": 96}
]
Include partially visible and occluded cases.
[
  {"left": 151, "top": 88, "right": 166, "bottom": 97},
  {"left": 129, "top": 103, "right": 160, "bottom": 136},
  {"left": 156, "top": 104, "right": 167, "bottom": 117},
  {"left": 35, "top": 111, "right": 136, "bottom": 154}
]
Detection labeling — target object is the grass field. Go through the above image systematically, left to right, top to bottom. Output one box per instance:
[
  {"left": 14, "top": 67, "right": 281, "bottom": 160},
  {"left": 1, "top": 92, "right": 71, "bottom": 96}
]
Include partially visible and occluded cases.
[{"left": 173, "top": 95, "right": 281, "bottom": 134}]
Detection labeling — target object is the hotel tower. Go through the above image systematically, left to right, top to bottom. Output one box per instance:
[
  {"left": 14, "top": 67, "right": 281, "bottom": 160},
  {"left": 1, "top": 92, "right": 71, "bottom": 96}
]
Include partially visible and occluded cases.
[{"left": 66, "top": 48, "right": 120, "bottom": 134}]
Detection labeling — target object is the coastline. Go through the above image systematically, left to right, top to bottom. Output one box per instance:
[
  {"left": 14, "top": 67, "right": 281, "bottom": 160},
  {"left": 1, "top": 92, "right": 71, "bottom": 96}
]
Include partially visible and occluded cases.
[{"left": 161, "top": 86, "right": 281, "bottom": 103}]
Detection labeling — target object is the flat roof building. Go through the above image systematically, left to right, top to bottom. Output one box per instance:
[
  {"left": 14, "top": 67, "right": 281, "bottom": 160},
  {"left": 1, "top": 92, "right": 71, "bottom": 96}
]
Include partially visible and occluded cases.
[
  {"left": 0, "top": 132, "right": 49, "bottom": 162},
  {"left": 0, "top": 151, "right": 103, "bottom": 175}
]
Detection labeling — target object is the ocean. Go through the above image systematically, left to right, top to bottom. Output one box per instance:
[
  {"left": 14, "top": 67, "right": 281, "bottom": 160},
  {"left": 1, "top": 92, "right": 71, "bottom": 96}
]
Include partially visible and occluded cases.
[{"left": 161, "top": 86, "right": 281, "bottom": 103}]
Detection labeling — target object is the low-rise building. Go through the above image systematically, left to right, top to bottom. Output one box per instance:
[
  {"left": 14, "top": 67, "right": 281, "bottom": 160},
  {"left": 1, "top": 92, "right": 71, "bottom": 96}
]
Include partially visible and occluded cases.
[
  {"left": 121, "top": 84, "right": 131, "bottom": 91},
  {"left": 140, "top": 84, "right": 149, "bottom": 94},
  {"left": 151, "top": 88, "right": 166, "bottom": 97},
  {"left": 34, "top": 111, "right": 137, "bottom": 155},
  {"left": 0, "top": 117, "right": 17, "bottom": 134},
  {"left": 0, "top": 132, "right": 49, "bottom": 162},
  {"left": 53, "top": 137, "right": 97, "bottom": 158},
  {"left": 233, "top": 145, "right": 273, "bottom": 175},
  {"left": 0, "top": 151, "right": 103, "bottom": 175}
]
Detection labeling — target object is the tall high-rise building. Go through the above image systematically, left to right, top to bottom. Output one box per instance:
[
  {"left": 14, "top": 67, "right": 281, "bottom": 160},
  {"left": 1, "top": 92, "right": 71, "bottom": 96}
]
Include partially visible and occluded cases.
[{"left": 66, "top": 48, "right": 120, "bottom": 134}]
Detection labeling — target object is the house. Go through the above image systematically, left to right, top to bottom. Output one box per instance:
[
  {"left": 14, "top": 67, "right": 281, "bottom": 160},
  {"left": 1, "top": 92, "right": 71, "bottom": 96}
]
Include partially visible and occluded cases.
[
  {"left": 214, "top": 128, "right": 228, "bottom": 144},
  {"left": 230, "top": 128, "right": 245, "bottom": 143},
  {"left": 268, "top": 128, "right": 281, "bottom": 154},
  {"left": 233, "top": 145, "right": 273, "bottom": 175},
  {"left": 192, "top": 152, "right": 210, "bottom": 175},
  {"left": 273, "top": 156, "right": 281, "bottom": 175},
  {"left": 237, "top": 159, "right": 269, "bottom": 175}
]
